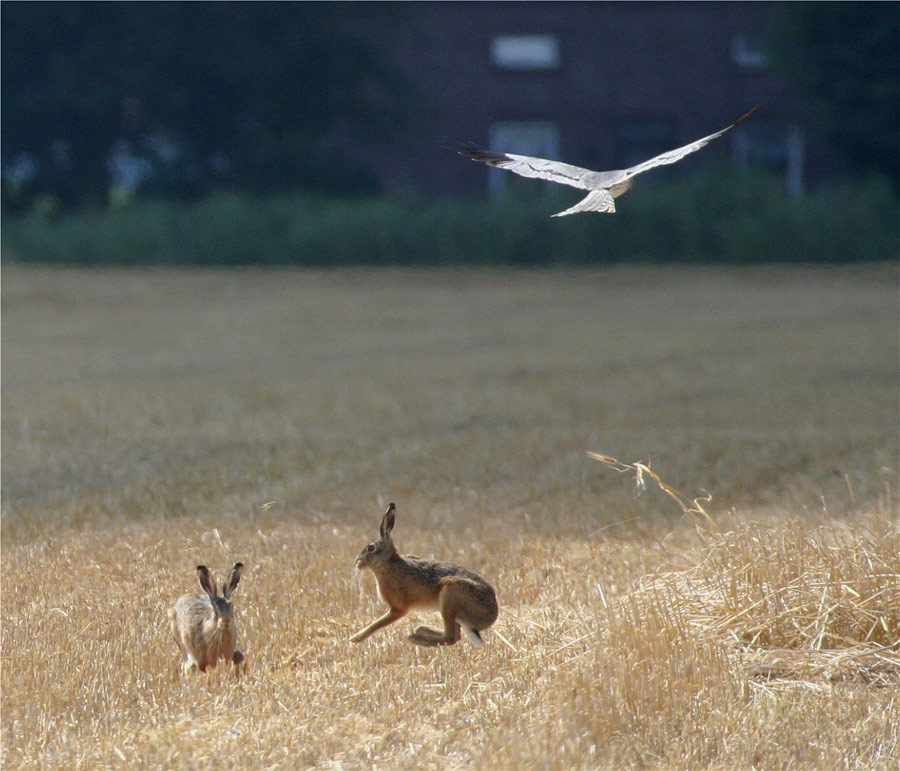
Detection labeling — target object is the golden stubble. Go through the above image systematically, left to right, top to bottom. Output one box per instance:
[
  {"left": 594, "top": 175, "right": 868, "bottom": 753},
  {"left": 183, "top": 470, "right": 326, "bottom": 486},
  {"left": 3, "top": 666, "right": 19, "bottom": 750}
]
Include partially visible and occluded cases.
[{"left": 2, "top": 264, "right": 898, "bottom": 769}]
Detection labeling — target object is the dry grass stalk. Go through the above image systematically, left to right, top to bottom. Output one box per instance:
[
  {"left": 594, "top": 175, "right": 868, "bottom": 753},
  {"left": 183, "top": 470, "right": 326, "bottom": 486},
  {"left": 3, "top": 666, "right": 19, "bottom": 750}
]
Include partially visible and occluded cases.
[
  {"left": 586, "top": 450, "right": 720, "bottom": 533},
  {"left": 590, "top": 451, "right": 900, "bottom": 691}
]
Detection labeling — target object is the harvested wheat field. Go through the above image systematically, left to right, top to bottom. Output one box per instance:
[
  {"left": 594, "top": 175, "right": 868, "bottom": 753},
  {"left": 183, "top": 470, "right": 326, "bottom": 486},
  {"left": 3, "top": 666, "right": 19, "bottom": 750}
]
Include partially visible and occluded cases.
[{"left": 2, "top": 263, "right": 898, "bottom": 769}]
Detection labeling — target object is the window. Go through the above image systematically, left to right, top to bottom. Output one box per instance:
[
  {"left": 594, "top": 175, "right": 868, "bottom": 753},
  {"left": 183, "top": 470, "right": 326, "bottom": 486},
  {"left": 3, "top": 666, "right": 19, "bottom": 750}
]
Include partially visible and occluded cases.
[
  {"left": 491, "top": 34, "right": 560, "bottom": 70},
  {"left": 730, "top": 34, "right": 768, "bottom": 70},
  {"left": 487, "top": 121, "right": 560, "bottom": 195},
  {"left": 733, "top": 121, "right": 805, "bottom": 198}
]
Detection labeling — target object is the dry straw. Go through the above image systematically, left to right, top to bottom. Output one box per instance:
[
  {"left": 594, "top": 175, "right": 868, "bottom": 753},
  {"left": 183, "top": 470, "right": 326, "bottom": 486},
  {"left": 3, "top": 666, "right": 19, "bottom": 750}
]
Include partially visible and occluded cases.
[
  {"left": 4, "top": 266, "right": 897, "bottom": 768},
  {"left": 588, "top": 451, "right": 900, "bottom": 687}
]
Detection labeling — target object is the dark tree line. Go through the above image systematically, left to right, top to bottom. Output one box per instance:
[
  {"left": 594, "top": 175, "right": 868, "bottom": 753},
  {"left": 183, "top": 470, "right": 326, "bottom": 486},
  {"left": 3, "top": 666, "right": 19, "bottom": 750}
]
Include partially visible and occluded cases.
[
  {"left": 2, "top": 2, "right": 410, "bottom": 210},
  {"left": 2, "top": 2, "right": 897, "bottom": 214},
  {"left": 766, "top": 3, "right": 900, "bottom": 189}
]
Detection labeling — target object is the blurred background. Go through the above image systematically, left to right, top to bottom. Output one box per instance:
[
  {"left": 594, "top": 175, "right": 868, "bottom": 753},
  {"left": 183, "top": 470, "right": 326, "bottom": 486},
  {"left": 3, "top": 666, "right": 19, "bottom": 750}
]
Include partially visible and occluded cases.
[{"left": 2, "top": 1, "right": 898, "bottom": 265}]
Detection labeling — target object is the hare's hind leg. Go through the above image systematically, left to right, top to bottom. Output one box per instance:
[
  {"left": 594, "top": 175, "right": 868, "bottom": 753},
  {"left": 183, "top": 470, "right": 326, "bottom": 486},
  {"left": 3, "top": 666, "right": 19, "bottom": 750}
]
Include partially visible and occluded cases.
[
  {"left": 409, "top": 582, "right": 467, "bottom": 646},
  {"left": 169, "top": 609, "right": 198, "bottom": 674},
  {"left": 169, "top": 609, "right": 187, "bottom": 656},
  {"left": 409, "top": 623, "right": 458, "bottom": 645}
]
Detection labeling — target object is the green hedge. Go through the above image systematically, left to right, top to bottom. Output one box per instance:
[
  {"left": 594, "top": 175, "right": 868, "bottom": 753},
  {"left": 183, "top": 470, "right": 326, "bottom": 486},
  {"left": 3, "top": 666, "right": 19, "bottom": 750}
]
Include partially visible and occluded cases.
[{"left": 3, "top": 169, "right": 897, "bottom": 265}]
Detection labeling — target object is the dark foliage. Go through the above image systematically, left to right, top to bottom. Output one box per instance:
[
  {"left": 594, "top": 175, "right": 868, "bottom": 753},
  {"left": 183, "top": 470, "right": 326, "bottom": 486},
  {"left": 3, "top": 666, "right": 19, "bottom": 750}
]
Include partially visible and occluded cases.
[
  {"left": 1, "top": 2, "right": 409, "bottom": 208},
  {"left": 766, "top": 3, "right": 900, "bottom": 187},
  {"left": 4, "top": 169, "right": 897, "bottom": 266}
]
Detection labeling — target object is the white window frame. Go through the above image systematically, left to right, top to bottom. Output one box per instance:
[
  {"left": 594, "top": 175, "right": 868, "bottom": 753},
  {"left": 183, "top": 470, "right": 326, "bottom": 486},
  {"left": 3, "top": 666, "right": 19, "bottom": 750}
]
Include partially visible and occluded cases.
[
  {"left": 491, "top": 34, "right": 560, "bottom": 70},
  {"left": 730, "top": 34, "right": 768, "bottom": 70},
  {"left": 733, "top": 122, "right": 805, "bottom": 198}
]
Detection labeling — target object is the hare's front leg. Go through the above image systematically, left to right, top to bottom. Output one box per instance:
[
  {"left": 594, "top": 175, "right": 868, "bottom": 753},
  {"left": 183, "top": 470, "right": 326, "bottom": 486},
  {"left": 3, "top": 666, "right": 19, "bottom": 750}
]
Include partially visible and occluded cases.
[
  {"left": 350, "top": 607, "right": 406, "bottom": 643},
  {"left": 170, "top": 610, "right": 192, "bottom": 667},
  {"left": 231, "top": 650, "right": 246, "bottom": 679},
  {"left": 181, "top": 653, "right": 200, "bottom": 675}
]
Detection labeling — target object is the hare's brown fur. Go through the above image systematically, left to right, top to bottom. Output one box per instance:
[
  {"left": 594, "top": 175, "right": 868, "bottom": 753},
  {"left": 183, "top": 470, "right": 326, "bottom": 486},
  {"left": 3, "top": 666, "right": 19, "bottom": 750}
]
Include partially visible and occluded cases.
[
  {"left": 351, "top": 503, "right": 498, "bottom": 647},
  {"left": 169, "top": 563, "right": 245, "bottom": 674}
]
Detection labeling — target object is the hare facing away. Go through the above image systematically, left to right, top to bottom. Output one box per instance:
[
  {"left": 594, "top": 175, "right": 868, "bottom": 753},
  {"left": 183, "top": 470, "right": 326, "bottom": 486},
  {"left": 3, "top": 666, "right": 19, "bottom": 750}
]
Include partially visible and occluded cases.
[
  {"left": 350, "top": 503, "right": 498, "bottom": 647},
  {"left": 169, "top": 563, "right": 245, "bottom": 675}
]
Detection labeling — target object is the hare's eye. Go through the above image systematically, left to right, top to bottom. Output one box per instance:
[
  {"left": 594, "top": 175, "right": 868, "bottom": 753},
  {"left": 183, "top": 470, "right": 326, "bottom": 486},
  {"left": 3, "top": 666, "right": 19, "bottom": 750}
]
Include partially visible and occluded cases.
[{"left": 367, "top": 543, "right": 376, "bottom": 552}]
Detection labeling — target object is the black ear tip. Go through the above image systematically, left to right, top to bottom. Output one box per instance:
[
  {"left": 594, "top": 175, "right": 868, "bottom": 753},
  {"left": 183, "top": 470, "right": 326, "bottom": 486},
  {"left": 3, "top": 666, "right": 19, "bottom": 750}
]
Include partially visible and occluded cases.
[
  {"left": 388, "top": 502, "right": 396, "bottom": 511},
  {"left": 233, "top": 562, "right": 244, "bottom": 570},
  {"left": 197, "top": 565, "right": 208, "bottom": 572}
]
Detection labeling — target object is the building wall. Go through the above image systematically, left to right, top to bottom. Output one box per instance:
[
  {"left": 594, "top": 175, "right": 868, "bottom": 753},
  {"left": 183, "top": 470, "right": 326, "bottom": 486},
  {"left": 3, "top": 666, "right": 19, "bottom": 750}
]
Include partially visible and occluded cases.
[{"left": 356, "top": 2, "right": 822, "bottom": 198}]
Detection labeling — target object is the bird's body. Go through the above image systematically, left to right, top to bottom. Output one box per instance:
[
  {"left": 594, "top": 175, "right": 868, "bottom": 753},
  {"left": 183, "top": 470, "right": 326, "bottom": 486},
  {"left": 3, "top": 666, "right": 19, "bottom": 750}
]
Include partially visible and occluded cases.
[{"left": 456, "top": 106, "right": 758, "bottom": 216}]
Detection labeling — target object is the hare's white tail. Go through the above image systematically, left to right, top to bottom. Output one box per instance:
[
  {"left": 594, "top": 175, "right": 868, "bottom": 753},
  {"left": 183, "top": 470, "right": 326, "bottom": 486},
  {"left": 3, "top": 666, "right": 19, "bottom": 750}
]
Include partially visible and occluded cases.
[{"left": 461, "top": 625, "right": 485, "bottom": 648}]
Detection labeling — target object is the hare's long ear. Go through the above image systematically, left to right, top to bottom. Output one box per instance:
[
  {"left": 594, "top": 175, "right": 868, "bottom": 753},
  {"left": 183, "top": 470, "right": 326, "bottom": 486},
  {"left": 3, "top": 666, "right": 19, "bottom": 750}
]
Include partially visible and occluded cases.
[
  {"left": 380, "top": 502, "right": 396, "bottom": 540},
  {"left": 223, "top": 562, "right": 243, "bottom": 599},
  {"left": 197, "top": 565, "right": 217, "bottom": 600}
]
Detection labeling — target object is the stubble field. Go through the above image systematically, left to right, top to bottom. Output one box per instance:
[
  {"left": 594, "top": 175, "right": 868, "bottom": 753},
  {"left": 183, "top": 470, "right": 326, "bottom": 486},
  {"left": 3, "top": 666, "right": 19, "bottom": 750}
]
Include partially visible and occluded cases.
[{"left": 2, "top": 264, "right": 898, "bottom": 769}]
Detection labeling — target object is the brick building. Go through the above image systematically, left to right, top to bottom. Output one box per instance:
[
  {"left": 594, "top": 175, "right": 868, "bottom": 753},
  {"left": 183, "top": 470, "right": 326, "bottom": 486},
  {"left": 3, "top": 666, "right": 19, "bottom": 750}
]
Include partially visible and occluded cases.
[{"left": 355, "top": 2, "right": 821, "bottom": 199}]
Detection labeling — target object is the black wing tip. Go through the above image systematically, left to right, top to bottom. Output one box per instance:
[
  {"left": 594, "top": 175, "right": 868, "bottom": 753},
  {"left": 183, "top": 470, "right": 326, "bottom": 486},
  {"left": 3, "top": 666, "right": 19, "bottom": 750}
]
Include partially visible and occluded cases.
[
  {"left": 733, "top": 105, "right": 760, "bottom": 127},
  {"left": 443, "top": 140, "right": 511, "bottom": 165}
]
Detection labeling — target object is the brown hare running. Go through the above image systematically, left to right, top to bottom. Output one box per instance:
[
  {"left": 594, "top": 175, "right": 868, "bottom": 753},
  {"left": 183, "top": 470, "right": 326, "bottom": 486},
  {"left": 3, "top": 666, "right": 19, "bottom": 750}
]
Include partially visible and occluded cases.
[
  {"left": 351, "top": 503, "right": 498, "bottom": 647},
  {"left": 169, "top": 563, "right": 245, "bottom": 674}
]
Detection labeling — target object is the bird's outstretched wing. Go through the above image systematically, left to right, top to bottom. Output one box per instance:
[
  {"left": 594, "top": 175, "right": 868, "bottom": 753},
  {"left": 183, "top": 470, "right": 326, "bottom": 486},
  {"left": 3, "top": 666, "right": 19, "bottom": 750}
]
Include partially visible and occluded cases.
[
  {"left": 617, "top": 106, "right": 759, "bottom": 183},
  {"left": 453, "top": 144, "right": 596, "bottom": 191}
]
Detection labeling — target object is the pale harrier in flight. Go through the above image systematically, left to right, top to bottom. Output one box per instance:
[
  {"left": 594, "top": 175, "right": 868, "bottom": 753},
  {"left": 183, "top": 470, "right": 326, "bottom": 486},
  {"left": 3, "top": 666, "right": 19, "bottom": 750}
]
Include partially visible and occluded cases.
[{"left": 455, "top": 106, "right": 758, "bottom": 216}]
